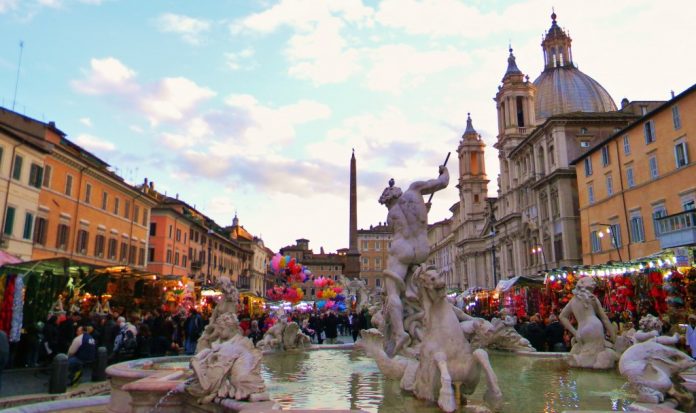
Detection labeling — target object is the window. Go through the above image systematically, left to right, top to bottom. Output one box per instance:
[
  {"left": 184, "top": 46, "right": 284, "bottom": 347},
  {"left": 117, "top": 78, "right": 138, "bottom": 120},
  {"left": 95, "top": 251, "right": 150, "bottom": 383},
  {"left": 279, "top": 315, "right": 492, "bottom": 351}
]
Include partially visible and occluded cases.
[
  {"left": 672, "top": 106, "right": 681, "bottom": 130},
  {"left": 644, "top": 120, "right": 656, "bottom": 144},
  {"left": 623, "top": 135, "right": 631, "bottom": 155},
  {"left": 580, "top": 141, "right": 590, "bottom": 148},
  {"left": 675, "top": 141, "right": 689, "bottom": 168},
  {"left": 601, "top": 146, "right": 610, "bottom": 166},
  {"left": 0, "top": 147, "right": 3, "bottom": 169},
  {"left": 12, "top": 155, "right": 23, "bottom": 180},
  {"left": 649, "top": 155, "right": 659, "bottom": 179},
  {"left": 583, "top": 157, "right": 593, "bottom": 176},
  {"left": 28, "top": 164, "right": 43, "bottom": 188},
  {"left": 42, "top": 165, "right": 51, "bottom": 188},
  {"left": 626, "top": 166, "right": 635, "bottom": 188},
  {"left": 606, "top": 174, "right": 614, "bottom": 196},
  {"left": 65, "top": 175, "right": 73, "bottom": 197},
  {"left": 84, "top": 183, "right": 92, "bottom": 203},
  {"left": 587, "top": 184, "right": 595, "bottom": 204},
  {"left": 101, "top": 192, "right": 108, "bottom": 210},
  {"left": 114, "top": 197, "right": 120, "bottom": 215},
  {"left": 685, "top": 199, "right": 696, "bottom": 211},
  {"left": 124, "top": 200, "right": 130, "bottom": 219},
  {"left": 134, "top": 205, "right": 140, "bottom": 224},
  {"left": 652, "top": 205, "right": 667, "bottom": 236},
  {"left": 3, "top": 206, "right": 15, "bottom": 236},
  {"left": 142, "top": 210, "right": 148, "bottom": 226},
  {"left": 22, "top": 212, "right": 33, "bottom": 240},
  {"left": 630, "top": 214, "right": 645, "bottom": 243},
  {"left": 33, "top": 217, "right": 47, "bottom": 245},
  {"left": 56, "top": 223, "right": 69, "bottom": 250},
  {"left": 149, "top": 223, "right": 157, "bottom": 236},
  {"left": 609, "top": 224, "right": 622, "bottom": 247},
  {"left": 168, "top": 225, "right": 173, "bottom": 239},
  {"left": 76, "top": 229, "right": 89, "bottom": 254},
  {"left": 176, "top": 229, "right": 181, "bottom": 241},
  {"left": 591, "top": 231, "right": 601, "bottom": 252},
  {"left": 94, "top": 234, "right": 105, "bottom": 257},
  {"left": 108, "top": 238, "right": 117, "bottom": 260},
  {"left": 361, "top": 241, "right": 368, "bottom": 251},
  {"left": 375, "top": 241, "right": 381, "bottom": 251},
  {"left": 120, "top": 242, "right": 128, "bottom": 262},
  {"left": 129, "top": 245, "right": 136, "bottom": 264},
  {"left": 148, "top": 247, "right": 155, "bottom": 262},
  {"left": 138, "top": 248, "right": 145, "bottom": 266},
  {"left": 166, "top": 249, "right": 172, "bottom": 264},
  {"left": 175, "top": 252, "right": 180, "bottom": 266},
  {"left": 182, "top": 255, "right": 187, "bottom": 268},
  {"left": 375, "top": 257, "right": 382, "bottom": 270},
  {"left": 376, "top": 278, "right": 382, "bottom": 288}
]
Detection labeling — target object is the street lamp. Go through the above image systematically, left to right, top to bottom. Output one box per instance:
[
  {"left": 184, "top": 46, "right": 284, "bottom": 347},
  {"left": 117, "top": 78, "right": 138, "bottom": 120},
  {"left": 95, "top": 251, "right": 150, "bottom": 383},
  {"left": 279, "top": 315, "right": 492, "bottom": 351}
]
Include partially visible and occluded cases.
[
  {"left": 486, "top": 198, "right": 498, "bottom": 287},
  {"left": 597, "top": 224, "right": 623, "bottom": 262},
  {"left": 206, "top": 228, "right": 214, "bottom": 285},
  {"left": 531, "top": 245, "right": 548, "bottom": 271}
]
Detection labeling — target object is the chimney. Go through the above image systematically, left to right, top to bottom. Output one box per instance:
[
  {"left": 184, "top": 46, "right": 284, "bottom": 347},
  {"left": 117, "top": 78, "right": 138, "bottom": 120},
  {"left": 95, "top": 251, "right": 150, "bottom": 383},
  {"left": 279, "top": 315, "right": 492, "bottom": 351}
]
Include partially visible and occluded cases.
[
  {"left": 671, "top": 90, "right": 675, "bottom": 98},
  {"left": 620, "top": 98, "right": 629, "bottom": 109},
  {"left": 48, "top": 121, "right": 56, "bottom": 128},
  {"left": 149, "top": 181, "right": 154, "bottom": 190},
  {"left": 176, "top": 193, "right": 179, "bottom": 200}
]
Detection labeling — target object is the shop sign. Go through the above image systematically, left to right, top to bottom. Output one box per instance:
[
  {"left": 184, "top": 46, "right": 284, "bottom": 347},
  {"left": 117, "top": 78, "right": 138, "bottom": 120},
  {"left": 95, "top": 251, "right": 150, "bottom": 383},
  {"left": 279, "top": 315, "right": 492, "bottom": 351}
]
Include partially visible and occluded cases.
[{"left": 675, "top": 248, "right": 690, "bottom": 267}]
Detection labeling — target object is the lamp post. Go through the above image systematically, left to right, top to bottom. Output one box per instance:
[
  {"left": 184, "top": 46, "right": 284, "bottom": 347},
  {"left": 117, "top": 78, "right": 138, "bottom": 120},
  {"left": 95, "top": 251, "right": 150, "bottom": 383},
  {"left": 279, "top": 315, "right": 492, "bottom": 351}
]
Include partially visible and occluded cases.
[
  {"left": 597, "top": 224, "right": 623, "bottom": 262},
  {"left": 206, "top": 228, "right": 214, "bottom": 285},
  {"left": 531, "top": 245, "right": 548, "bottom": 271}
]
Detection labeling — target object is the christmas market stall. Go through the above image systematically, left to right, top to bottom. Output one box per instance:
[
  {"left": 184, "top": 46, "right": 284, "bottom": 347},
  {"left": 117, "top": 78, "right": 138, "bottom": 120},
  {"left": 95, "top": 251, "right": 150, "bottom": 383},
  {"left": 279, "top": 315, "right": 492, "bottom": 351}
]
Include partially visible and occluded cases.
[
  {"left": 544, "top": 249, "right": 695, "bottom": 324},
  {"left": 0, "top": 257, "right": 103, "bottom": 348},
  {"left": 495, "top": 276, "right": 546, "bottom": 319},
  {"left": 239, "top": 292, "right": 265, "bottom": 318}
]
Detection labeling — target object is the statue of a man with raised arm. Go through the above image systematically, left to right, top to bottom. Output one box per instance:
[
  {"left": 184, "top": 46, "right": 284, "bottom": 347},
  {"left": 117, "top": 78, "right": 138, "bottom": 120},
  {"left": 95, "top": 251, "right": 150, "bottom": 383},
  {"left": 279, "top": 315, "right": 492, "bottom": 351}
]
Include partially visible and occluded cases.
[{"left": 378, "top": 165, "right": 449, "bottom": 356}]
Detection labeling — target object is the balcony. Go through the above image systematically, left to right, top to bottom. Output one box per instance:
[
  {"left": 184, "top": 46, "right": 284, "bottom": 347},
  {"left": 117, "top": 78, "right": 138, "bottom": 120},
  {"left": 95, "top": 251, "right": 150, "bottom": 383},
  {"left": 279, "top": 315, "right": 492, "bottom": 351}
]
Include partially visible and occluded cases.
[{"left": 656, "top": 210, "right": 696, "bottom": 249}]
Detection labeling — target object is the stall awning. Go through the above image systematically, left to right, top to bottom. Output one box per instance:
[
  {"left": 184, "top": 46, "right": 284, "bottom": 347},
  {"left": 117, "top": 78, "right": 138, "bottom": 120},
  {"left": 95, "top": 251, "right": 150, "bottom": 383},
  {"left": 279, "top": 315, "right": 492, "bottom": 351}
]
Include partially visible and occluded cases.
[{"left": 494, "top": 276, "right": 544, "bottom": 293}]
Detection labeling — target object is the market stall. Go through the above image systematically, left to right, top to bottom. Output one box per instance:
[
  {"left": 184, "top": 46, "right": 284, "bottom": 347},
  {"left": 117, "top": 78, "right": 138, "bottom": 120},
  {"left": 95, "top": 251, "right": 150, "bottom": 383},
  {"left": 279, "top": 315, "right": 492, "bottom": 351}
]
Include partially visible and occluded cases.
[{"left": 495, "top": 276, "right": 545, "bottom": 319}]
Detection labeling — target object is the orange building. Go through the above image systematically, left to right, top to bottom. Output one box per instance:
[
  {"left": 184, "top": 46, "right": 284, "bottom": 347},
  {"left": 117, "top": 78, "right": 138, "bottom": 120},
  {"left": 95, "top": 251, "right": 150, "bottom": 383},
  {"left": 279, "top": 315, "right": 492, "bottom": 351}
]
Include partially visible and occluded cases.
[
  {"left": 573, "top": 84, "right": 696, "bottom": 264},
  {"left": 0, "top": 108, "right": 157, "bottom": 268},
  {"left": 147, "top": 193, "right": 252, "bottom": 285},
  {"left": 357, "top": 223, "right": 392, "bottom": 290}
]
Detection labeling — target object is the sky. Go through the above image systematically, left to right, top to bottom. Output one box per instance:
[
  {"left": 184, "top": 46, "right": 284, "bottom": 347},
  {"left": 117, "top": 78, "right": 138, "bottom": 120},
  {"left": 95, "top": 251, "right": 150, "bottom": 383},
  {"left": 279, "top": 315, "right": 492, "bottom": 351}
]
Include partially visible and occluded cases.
[{"left": 0, "top": 0, "right": 694, "bottom": 253}]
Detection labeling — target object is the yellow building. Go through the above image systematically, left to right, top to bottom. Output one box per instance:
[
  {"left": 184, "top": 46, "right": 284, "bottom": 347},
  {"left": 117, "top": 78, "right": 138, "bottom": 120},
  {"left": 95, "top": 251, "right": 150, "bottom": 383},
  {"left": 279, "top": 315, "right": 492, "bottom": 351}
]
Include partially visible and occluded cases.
[
  {"left": 573, "top": 84, "right": 696, "bottom": 264},
  {"left": 0, "top": 112, "right": 53, "bottom": 261}
]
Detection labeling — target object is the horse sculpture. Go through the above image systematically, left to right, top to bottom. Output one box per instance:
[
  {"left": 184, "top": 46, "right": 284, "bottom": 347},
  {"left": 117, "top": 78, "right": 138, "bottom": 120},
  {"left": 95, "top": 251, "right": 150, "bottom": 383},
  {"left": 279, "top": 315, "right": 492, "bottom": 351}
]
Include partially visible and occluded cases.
[{"left": 358, "top": 264, "right": 503, "bottom": 412}]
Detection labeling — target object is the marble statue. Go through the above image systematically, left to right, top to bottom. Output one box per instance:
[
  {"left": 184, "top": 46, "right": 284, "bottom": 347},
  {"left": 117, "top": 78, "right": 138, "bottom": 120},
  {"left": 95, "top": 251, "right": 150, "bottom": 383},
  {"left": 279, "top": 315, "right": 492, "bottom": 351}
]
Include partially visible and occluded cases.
[
  {"left": 378, "top": 165, "right": 449, "bottom": 357},
  {"left": 358, "top": 264, "right": 502, "bottom": 412},
  {"left": 341, "top": 275, "right": 370, "bottom": 311},
  {"left": 196, "top": 277, "right": 240, "bottom": 353},
  {"left": 559, "top": 277, "right": 617, "bottom": 369},
  {"left": 186, "top": 311, "right": 269, "bottom": 404},
  {"left": 461, "top": 314, "right": 535, "bottom": 353},
  {"left": 619, "top": 314, "right": 696, "bottom": 408},
  {"left": 256, "top": 316, "right": 311, "bottom": 351}
]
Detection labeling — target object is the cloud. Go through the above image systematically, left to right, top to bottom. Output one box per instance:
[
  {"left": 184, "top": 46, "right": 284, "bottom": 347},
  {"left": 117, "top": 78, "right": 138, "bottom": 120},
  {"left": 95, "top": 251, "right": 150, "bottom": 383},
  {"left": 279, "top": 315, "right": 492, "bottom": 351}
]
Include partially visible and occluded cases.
[
  {"left": 0, "top": 0, "right": 18, "bottom": 13},
  {"left": 37, "top": 0, "right": 61, "bottom": 8},
  {"left": 233, "top": 0, "right": 372, "bottom": 85},
  {"left": 155, "top": 13, "right": 211, "bottom": 45},
  {"left": 224, "top": 48, "right": 255, "bottom": 71},
  {"left": 71, "top": 57, "right": 138, "bottom": 95},
  {"left": 139, "top": 77, "right": 216, "bottom": 125},
  {"left": 79, "top": 117, "right": 92, "bottom": 127},
  {"left": 74, "top": 133, "right": 116, "bottom": 152}
]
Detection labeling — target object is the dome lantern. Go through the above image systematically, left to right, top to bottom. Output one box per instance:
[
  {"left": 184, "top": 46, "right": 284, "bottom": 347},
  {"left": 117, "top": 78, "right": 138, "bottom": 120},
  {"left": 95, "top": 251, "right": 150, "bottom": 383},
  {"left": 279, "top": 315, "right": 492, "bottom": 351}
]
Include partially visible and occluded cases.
[{"left": 542, "top": 10, "right": 573, "bottom": 69}]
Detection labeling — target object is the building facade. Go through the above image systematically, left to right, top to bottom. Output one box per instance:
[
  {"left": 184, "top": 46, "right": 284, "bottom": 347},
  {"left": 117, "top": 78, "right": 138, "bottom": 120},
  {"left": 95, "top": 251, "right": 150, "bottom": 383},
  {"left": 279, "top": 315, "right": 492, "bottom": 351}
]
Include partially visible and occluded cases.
[
  {"left": 448, "top": 12, "right": 661, "bottom": 289},
  {"left": 573, "top": 84, "right": 696, "bottom": 264},
  {"left": 0, "top": 108, "right": 157, "bottom": 268},
  {"left": 357, "top": 223, "right": 392, "bottom": 290},
  {"left": 279, "top": 239, "right": 346, "bottom": 299}
]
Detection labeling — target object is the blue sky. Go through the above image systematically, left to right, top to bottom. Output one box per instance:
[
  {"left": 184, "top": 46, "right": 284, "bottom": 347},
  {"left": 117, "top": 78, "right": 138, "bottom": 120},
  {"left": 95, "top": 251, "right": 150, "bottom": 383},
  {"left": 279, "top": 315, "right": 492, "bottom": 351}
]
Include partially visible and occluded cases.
[{"left": 1, "top": 0, "right": 694, "bottom": 253}]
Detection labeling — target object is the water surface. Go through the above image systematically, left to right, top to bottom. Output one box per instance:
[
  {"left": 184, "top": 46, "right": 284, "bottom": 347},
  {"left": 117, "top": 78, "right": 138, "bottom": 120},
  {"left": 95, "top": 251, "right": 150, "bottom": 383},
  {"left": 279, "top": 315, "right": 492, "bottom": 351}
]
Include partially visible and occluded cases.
[{"left": 261, "top": 349, "right": 634, "bottom": 413}]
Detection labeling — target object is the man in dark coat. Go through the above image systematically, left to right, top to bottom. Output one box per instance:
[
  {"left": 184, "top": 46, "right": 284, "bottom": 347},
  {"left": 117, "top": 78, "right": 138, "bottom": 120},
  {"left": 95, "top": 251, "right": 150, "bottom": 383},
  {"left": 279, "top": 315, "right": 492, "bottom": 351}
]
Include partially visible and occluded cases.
[
  {"left": 324, "top": 311, "right": 339, "bottom": 344},
  {"left": 545, "top": 314, "right": 566, "bottom": 352},
  {"left": 525, "top": 315, "right": 547, "bottom": 352}
]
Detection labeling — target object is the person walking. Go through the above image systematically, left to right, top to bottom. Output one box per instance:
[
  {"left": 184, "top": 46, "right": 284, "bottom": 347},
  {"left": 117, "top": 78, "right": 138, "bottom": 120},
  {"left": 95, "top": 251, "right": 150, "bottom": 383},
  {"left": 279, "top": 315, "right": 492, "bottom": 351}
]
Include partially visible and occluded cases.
[
  {"left": 184, "top": 309, "right": 203, "bottom": 355},
  {"left": 324, "top": 311, "right": 338, "bottom": 344},
  {"left": 350, "top": 312, "right": 361, "bottom": 342},
  {"left": 545, "top": 314, "right": 566, "bottom": 352},
  {"left": 67, "top": 325, "right": 96, "bottom": 386}
]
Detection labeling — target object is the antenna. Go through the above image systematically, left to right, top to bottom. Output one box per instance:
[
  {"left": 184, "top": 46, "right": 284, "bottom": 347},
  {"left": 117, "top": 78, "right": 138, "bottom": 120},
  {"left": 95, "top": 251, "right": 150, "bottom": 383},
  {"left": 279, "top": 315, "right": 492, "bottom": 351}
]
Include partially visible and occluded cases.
[{"left": 12, "top": 41, "right": 24, "bottom": 111}]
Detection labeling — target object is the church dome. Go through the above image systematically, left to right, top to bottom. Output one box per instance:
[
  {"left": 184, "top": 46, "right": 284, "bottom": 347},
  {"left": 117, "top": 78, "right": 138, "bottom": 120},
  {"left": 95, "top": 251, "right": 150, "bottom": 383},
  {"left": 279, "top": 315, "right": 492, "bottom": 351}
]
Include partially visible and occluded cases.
[
  {"left": 533, "top": 11, "right": 617, "bottom": 121},
  {"left": 533, "top": 67, "right": 617, "bottom": 120}
]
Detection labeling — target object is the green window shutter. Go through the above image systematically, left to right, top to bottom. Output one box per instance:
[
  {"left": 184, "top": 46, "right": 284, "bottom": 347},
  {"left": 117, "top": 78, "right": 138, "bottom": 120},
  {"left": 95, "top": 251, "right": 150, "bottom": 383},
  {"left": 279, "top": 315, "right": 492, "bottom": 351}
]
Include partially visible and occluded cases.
[
  {"left": 12, "top": 156, "right": 23, "bottom": 180},
  {"left": 35, "top": 166, "right": 43, "bottom": 189},
  {"left": 4, "top": 206, "right": 15, "bottom": 236},
  {"left": 23, "top": 212, "right": 33, "bottom": 239}
]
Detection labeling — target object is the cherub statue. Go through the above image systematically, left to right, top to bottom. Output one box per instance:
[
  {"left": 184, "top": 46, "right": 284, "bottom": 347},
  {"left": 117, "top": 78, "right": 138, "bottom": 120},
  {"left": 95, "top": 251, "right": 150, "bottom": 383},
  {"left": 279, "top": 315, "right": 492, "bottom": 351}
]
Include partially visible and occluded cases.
[{"left": 619, "top": 314, "right": 696, "bottom": 408}]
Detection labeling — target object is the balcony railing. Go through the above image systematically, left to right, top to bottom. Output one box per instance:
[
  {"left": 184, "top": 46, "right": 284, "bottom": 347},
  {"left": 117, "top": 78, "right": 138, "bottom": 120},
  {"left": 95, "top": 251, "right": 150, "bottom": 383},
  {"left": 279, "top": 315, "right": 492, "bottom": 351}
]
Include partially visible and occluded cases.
[{"left": 655, "top": 210, "right": 696, "bottom": 249}]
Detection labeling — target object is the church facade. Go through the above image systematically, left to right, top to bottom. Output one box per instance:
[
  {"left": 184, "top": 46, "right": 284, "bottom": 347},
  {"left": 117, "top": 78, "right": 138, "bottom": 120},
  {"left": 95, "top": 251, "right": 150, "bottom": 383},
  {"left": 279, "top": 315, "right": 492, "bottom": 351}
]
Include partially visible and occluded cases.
[{"left": 446, "top": 12, "right": 663, "bottom": 290}]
